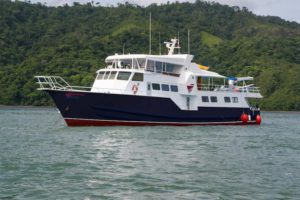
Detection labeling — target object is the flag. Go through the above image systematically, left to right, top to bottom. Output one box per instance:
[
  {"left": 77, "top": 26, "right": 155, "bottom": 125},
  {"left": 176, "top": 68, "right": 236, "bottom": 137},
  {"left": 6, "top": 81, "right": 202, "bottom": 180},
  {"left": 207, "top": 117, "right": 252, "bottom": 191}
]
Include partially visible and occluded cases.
[{"left": 198, "top": 64, "right": 209, "bottom": 70}]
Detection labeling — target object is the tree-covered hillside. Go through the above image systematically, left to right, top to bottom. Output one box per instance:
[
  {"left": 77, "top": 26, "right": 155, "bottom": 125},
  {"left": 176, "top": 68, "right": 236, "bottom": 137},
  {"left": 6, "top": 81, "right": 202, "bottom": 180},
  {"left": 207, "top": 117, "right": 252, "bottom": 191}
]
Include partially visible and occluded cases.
[{"left": 0, "top": 0, "right": 300, "bottom": 110}]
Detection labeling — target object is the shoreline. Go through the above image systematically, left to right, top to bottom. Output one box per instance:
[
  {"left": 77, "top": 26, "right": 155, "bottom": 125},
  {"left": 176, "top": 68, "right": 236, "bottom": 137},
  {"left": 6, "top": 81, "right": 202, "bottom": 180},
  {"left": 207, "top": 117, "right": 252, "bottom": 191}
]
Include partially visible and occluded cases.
[{"left": 0, "top": 105, "right": 55, "bottom": 109}]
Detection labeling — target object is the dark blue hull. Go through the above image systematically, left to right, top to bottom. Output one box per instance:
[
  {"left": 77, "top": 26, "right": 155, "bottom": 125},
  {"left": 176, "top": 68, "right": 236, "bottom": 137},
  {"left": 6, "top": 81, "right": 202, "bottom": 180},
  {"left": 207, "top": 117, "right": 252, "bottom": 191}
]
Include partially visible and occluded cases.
[{"left": 46, "top": 90, "right": 261, "bottom": 126}]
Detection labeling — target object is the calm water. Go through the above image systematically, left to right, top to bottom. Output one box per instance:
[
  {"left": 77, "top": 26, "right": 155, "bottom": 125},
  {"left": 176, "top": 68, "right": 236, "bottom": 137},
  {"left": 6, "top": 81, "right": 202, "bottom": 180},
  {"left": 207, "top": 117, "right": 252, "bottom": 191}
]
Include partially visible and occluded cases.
[{"left": 0, "top": 107, "right": 300, "bottom": 199}]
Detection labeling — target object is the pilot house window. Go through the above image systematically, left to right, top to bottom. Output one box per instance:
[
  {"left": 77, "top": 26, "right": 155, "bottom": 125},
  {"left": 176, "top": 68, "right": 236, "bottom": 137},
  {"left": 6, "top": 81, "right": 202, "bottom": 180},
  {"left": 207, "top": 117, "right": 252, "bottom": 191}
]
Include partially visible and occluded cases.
[
  {"left": 155, "top": 62, "right": 163, "bottom": 73},
  {"left": 103, "top": 71, "right": 110, "bottom": 80},
  {"left": 109, "top": 71, "right": 117, "bottom": 80},
  {"left": 97, "top": 72, "right": 105, "bottom": 80},
  {"left": 117, "top": 72, "right": 131, "bottom": 80},
  {"left": 132, "top": 73, "right": 144, "bottom": 81}
]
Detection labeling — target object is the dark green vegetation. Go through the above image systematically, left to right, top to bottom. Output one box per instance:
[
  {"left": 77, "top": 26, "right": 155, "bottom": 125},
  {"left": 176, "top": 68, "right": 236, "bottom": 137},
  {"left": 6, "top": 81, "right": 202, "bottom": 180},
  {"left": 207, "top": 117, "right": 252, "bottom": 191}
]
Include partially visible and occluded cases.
[{"left": 1, "top": 0, "right": 300, "bottom": 110}]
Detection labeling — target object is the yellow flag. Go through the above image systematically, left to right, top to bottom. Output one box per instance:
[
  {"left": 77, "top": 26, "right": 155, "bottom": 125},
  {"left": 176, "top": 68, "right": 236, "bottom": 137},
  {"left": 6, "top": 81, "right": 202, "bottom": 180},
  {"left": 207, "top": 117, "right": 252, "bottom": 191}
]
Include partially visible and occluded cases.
[{"left": 198, "top": 64, "right": 209, "bottom": 70}]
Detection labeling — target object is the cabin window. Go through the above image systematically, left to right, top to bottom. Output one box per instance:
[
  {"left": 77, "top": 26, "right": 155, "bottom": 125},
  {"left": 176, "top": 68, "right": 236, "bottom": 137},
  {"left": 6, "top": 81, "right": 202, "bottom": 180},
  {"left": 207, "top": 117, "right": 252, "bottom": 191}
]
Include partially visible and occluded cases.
[
  {"left": 138, "top": 58, "right": 146, "bottom": 69},
  {"left": 124, "top": 59, "right": 132, "bottom": 69},
  {"left": 133, "top": 59, "right": 139, "bottom": 69},
  {"left": 146, "top": 60, "right": 155, "bottom": 72},
  {"left": 106, "top": 62, "right": 113, "bottom": 69},
  {"left": 155, "top": 62, "right": 163, "bottom": 73},
  {"left": 166, "top": 63, "right": 175, "bottom": 72},
  {"left": 166, "top": 63, "right": 181, "bottom": 73},
  {"left": 103, "top": 71, "right": 110, "bottom": 80},
  {"left": 109, "top": 71, "right": 117, "bottom": 80},
  {"left": 97, "top": 72, "right": 105, "bottom": 80},
  {"left": 117, "top": 72, "right": 131, "bottom": 80},
  {"left": 132, "top": 73, "right": 144, "bottom": 81},
  {"left": 152, "top": 83, "right": 160, "bottom": 90},
  {"left": 161, "top": 84, "right": 170, "bottom": 91},
  {"left": 170, "top": 85, "right": 178, "bottom": 92},
  {"left": 202, "top": 96, "right": 209, "bottom": 103},
  {"left": 210, "top": 96, "right": 218, "bottom": 103},
  {"left": 224, "top": 97, "right": 231, "bottom": 103},
  {"left": 232, "top": 97, "right": 239, "bottom": 103}
]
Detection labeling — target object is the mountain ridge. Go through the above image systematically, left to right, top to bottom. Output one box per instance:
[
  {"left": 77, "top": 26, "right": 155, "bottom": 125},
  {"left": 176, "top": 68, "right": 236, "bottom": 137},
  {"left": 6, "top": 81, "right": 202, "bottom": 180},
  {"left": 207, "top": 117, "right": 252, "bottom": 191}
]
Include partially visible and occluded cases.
[{"left": 0, "top": 0, "right": 299, "bottom": 110}]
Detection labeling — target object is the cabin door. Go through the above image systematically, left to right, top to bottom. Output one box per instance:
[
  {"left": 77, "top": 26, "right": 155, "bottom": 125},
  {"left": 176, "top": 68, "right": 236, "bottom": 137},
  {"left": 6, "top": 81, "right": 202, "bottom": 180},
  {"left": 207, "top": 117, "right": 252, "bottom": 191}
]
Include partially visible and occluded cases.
[
  {"left": 197, "top": 77, "right": 202, "bottom": 91},
  {"left": 147, "top": 82, "right": 152, "bottom": 96},
  {"left": 186, "top": 97, "right": 190, "bottom": 110}
]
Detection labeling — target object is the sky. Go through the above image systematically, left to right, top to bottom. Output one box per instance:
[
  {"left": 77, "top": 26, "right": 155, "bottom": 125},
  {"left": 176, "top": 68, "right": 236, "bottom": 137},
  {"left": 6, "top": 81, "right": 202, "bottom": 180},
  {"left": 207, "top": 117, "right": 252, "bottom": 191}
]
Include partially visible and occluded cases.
[{"left": 25, "top": 0, "right": 300, "bottom": 23}]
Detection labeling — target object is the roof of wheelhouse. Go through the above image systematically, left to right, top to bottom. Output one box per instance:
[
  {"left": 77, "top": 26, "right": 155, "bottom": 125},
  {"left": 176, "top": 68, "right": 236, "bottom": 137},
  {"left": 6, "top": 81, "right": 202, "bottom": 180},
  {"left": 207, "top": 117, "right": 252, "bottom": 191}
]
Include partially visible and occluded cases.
[{"left": 105, "top": 54, "right": 193, "bottom": 66}]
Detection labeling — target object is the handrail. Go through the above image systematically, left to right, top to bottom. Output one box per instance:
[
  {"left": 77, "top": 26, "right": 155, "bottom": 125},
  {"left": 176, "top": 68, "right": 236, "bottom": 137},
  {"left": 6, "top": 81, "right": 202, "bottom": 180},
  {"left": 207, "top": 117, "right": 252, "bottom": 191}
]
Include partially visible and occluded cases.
[
  {"left": 34, "top": 76, "right": 87, "bottom": 91},
  {"left": 35, "top": 76, "right": 260, "bottom": 94},
  {"left": 197, "top": 84, "right": 260, "bottom": 93}
]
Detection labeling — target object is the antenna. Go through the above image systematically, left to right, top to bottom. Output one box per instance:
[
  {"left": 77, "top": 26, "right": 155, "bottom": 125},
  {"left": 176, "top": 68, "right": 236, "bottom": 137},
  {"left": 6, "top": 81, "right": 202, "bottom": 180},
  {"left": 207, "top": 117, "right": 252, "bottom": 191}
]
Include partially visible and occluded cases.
[
  {"left": 149, "top": 12, "right": 151, "bottom": 55},
  {"left": 188, "top": 29, "right": 190, "bottom": 54},
  {"left": 177, "top": 31, "right": 180, "bottom": 54},
  {"left": 159, "top": 32, "right": 161, "bottom": 55},
  {"left": 164, "top": 38, "right": 180, "bottom": 55},
  {"left": 123, "top": 43, "right": 125, "bottom": 54}
]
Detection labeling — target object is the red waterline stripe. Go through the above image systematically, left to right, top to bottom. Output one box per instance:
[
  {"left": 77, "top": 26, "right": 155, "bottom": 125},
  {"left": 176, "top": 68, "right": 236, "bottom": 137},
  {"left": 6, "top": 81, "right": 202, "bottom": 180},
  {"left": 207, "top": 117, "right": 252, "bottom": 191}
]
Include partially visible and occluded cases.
[{"left": 64, "top": 118, "right": 259, "bottom": 127}]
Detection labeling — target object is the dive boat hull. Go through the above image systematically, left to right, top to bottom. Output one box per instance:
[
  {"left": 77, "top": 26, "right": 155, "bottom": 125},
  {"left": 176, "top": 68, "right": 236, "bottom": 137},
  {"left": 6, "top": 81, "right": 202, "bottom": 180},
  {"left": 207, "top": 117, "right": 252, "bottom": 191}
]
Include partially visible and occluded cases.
[{"left": 46, "top": 90, "right": 260, "bottom": 126}]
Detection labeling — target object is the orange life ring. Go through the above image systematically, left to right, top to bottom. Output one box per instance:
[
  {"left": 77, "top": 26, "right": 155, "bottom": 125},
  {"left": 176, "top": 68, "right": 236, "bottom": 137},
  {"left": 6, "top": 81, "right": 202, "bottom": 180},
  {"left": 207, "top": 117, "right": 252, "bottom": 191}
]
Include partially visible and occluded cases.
[{"left": 132, "top": 84, "right": 138, "bottom": 94}]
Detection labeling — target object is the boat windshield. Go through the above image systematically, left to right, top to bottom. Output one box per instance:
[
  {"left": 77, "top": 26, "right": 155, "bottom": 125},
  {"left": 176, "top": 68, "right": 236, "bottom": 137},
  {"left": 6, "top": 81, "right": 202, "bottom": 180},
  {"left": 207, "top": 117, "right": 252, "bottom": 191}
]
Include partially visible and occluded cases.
[
  {"left": 106, "top": 58, "right": 146, "bottom": 70},
  {"left": 146, "top": 60, "right": 181, "bottom": 76}
]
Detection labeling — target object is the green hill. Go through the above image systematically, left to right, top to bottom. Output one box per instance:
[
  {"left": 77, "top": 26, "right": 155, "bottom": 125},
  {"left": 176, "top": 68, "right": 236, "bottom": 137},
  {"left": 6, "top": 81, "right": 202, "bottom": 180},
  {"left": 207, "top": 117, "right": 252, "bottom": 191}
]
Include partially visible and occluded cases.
[{"left": 0, "top": 0, "right": 300, "bottom": 110}]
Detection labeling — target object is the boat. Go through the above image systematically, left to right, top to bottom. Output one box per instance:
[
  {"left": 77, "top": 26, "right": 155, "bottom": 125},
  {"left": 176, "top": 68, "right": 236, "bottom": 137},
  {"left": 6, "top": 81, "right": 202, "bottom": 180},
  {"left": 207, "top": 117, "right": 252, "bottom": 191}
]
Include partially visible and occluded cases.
[{"left": 35, "top": 38, "right": 262, "bottom": 126}]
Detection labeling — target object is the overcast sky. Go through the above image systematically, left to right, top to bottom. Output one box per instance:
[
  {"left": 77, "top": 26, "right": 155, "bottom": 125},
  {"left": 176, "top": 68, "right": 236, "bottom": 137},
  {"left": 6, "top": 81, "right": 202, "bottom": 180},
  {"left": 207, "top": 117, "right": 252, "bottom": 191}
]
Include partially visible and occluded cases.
[{"left": 25, "top": 0, "right": 300, "bottom": 23}]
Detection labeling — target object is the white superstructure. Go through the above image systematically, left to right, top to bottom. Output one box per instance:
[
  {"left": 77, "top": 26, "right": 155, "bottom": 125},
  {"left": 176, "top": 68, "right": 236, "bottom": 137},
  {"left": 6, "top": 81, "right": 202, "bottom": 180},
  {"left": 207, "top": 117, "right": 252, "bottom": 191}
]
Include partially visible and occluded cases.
[{"left": 90, "top": 38, "right": 262, "bottom": 111}]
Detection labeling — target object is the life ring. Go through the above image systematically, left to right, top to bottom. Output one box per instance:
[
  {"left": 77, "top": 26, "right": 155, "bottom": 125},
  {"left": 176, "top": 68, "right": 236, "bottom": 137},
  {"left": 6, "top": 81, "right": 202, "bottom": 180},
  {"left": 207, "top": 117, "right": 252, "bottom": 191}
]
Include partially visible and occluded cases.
[
  {"left": 132, "top": 84, "right": 138, "bottom": 94},
  {"left": 233, "top": 87, "right": 239, "bottom": 92}
]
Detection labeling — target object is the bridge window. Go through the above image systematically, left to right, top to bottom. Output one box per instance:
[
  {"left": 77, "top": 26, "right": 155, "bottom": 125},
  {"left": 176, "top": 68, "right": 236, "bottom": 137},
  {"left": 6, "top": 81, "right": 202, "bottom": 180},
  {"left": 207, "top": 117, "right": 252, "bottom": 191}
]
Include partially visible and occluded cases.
[
  {"left": 137, "top": 58, "right": 146, "bottom": 69},
  {"left": 118, "top": 59, "right": 132, "bottom": 69},
  {"left": 146, "top": 60, "right": 155, "bottom": 72},
  {"left": 155, "top": 62, "right": 163, "bottom": 73},
  {"left": 97, "top": 71, "right": 105, "bottom": 80},
  {"left": 103, "top": 71, "right": 110, "bottom": 80},
  {"left": 109, "top": 71, "right": 117, "bottom": 80},
  {"left": 117, "top": 72, "right": 131, "bottom": 80},
  {"left": 132, "top": 73, "right": 144, "bottom": 81},
  {"left": 152, "top": 83, "right": 160, "bottom": 90},
  {"left": 202, "top": 96, "right": 209, "bottom": 103}
]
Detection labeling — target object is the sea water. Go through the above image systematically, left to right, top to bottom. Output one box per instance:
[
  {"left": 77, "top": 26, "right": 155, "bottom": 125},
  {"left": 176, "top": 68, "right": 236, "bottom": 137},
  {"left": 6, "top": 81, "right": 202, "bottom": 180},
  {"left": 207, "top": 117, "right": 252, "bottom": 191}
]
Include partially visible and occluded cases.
[{"left": 0, "top": 107, "right": 300, "bottom": 199}]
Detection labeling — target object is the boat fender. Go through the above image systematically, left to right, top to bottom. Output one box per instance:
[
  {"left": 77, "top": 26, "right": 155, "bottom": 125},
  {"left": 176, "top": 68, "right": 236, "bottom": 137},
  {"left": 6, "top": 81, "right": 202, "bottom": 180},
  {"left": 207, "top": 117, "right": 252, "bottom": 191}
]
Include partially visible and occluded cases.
[
  {"left": 132, "top": 84, "right": 138, "bottom": 94},
  {"left": 240, "top": 113, "right": 248, "bottom": 124},
  {"left": 256, "top": 115, "right": 262, "bottom": 125}
]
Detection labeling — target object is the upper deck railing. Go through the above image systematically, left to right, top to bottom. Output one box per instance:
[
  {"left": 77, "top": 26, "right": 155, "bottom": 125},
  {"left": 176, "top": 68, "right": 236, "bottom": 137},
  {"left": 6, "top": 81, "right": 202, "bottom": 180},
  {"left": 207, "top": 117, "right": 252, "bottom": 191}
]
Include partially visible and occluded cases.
[
  {"left": 34, "top": 76, "right": 150, "bottom": 95},
  {"left": 35, "top": 76, "right": 260, "bottom": 94},
  {"left": 197, "top": 84, "right": 260, "bottom": 93}
]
